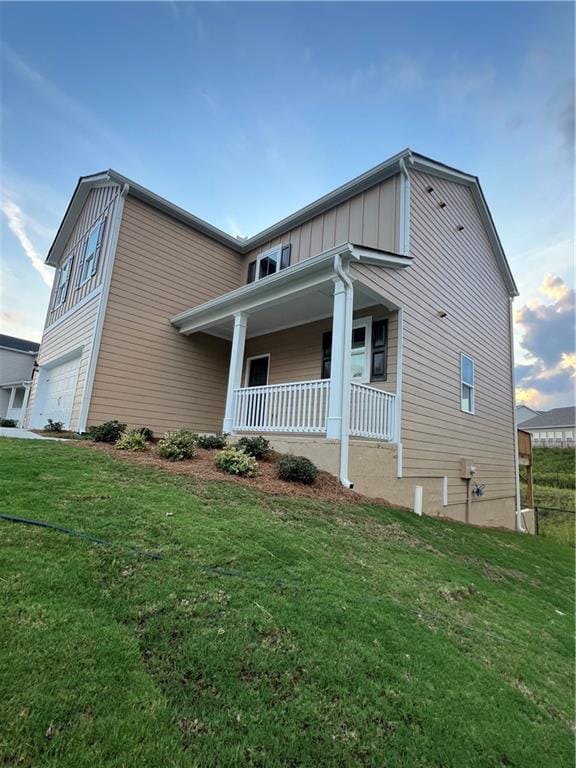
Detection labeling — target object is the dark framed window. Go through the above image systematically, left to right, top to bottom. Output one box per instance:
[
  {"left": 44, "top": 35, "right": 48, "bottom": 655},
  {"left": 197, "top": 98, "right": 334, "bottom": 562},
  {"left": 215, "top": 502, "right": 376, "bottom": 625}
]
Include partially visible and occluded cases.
[
  {"left": 247, "top": 261, "right": 256, "bottom": 283},
  {"left": 370, "top": 319, "right": 388, "bottom": 381},
  {"left": 321, "top": 331, "right": 332, "bottom": 379}
]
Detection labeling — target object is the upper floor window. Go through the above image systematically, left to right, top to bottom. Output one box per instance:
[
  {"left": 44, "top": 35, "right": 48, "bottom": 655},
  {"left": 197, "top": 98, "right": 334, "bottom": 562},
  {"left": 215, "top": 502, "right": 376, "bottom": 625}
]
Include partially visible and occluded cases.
[
  {"left": 77, "top": 219, "right": 105, "bottom": 287},
  {"left": 247, "top": 244, "right": 291, "bottom": 284},
  {"left": 53, "top": 255, "right": 73, "bottom": 309},
  {"left": 461, "top": 353, "right": 475, "bottom": 414}
]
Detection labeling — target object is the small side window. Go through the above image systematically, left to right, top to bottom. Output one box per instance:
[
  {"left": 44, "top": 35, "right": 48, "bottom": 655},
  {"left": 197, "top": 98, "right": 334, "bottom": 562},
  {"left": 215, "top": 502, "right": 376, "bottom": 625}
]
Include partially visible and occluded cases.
[
  {"left": 54, "top": 255, "right": 73, "bottom": 308},
  {"left": 247, "top": 261, "right": 256, "bottom": 283},
  {"left": 461, "top": 354, "right": 475, "bottom": 414}
]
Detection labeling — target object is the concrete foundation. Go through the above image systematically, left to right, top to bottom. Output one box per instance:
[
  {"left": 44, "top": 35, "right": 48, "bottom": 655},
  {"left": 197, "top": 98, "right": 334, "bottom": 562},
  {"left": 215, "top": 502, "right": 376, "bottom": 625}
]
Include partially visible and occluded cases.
[{"left": 266, "top": 435, "right": 526, "bottom": 533}]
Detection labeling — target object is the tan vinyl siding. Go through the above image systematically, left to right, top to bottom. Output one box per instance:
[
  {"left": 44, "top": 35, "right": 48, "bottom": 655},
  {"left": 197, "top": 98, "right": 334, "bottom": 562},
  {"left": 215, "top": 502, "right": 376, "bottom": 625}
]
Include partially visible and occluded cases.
[
  {"left": 351, "top": 169, "right": 516, "bottom": 512},
  {"left": 242, "top": 176, "right": 400, "bottom": 280},
  {"left": 46, "top": 185, "right": 121, "bottom": 324},
  {"left": 87, "top": 196, "right": 242, "bottom": 434},
  {"left": 25, "top": 294, "right": 100, "bottom": 429},
  {"left": 243, "top": 307, "right": 397, "bottom": 393}
]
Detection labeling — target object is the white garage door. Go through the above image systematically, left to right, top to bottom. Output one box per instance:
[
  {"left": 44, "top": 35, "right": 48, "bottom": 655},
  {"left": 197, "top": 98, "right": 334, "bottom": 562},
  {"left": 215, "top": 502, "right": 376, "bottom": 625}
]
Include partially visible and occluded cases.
[{"left": 39, "top": 357, "right": 81, "bottom": 428}]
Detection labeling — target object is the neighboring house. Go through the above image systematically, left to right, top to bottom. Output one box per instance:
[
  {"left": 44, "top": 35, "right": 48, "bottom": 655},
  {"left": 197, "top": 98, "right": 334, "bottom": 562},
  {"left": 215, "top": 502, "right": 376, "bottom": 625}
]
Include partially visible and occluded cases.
[
  {"left": 25, "top": 149, "right": 523, "bottom": 530},
  {"left": 0, "top": 334, "right": 39, "bottom": 425},
  {"left": 516, "top": 404, "right": 542, "bottom": 426},
  {"left": 520, "top": 407, "right": 576, "bottom": 448}
]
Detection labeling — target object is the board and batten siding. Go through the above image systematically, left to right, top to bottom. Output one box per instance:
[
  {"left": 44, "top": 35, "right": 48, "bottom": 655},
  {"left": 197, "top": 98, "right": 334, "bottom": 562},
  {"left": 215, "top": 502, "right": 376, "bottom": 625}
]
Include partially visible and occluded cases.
[
  {"left": 351, "top": 170, "right": 517, "bottom": 523},
  {"left": 242, "top": 176, "right": 400, "bottom": 278},
  {"left": 45, "top": 185, "right": 122, "bottom": 325},
  {"left": 87, "top": 196, "right": 243, "bottom": 434},
  {"left": 25, "top": 294, "right": 100, "bottom": 429},
  {"left": 243, "top": 307, "right": 397, "bottom": 395}
]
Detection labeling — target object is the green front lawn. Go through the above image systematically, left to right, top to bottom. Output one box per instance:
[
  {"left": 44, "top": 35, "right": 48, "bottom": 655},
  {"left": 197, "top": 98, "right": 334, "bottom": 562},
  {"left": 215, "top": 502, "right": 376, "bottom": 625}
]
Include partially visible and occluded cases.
[{"left": 1, "top": 438, "right": 573, "bottom": 767}]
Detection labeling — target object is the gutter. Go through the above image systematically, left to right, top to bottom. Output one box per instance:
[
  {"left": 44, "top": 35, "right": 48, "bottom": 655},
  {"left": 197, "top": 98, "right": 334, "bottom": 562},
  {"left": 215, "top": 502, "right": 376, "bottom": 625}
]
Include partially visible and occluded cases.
[{"left": 509, "top": 296, "right": 527, "bottom": 533}]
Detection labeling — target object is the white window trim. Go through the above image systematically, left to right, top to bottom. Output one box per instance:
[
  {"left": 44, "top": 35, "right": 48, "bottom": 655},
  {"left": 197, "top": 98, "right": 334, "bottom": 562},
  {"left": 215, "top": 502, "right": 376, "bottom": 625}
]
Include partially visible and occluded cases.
[
  {"left": 77, "top": 220, "right": 104, "bottom": 289},
  {"left": 255, "top": 245, "right": 282, "bottom": 282},
  {"left": 53, "top": 254, "right": 73, "bottom": 309},
  {"left": 351, "top": 316, "right": 372, "bottom": 384},
  {"left": 460, "top": 352, "right": 475, "bottom": 414},
  {"left": 244, "top": 354, "right": 270, "bottom": 386}
]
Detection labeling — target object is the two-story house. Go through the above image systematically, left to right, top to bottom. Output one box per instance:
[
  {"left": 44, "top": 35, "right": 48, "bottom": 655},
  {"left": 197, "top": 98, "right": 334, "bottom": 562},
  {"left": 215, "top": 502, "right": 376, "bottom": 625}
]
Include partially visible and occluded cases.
[{"left": 25, "top": 149, "right": 523, "bottom": 530}]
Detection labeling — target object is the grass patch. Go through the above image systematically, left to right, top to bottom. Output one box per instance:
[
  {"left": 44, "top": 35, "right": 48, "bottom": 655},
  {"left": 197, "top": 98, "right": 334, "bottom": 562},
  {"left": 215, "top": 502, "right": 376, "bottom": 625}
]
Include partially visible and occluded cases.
[
  {"left": 0, "top": 438, "right": 574, "bottom": 767},
  {"left": 521, "top": 447, "right": 575, "bottom": 547}
]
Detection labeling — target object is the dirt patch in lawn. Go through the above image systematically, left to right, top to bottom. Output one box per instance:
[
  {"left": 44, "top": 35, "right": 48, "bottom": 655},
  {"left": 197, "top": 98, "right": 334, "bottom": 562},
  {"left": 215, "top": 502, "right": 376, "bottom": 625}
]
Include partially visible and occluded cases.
[{"left": 77, "top": 441, "right": 388, "bottom": 505}]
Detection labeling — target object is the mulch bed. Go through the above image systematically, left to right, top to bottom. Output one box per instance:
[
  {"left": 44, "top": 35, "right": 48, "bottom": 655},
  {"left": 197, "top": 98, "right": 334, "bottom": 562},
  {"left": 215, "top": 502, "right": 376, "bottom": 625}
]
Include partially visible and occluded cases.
[{"left": 75, "top": 441, "right": 376, "bottom": 505}]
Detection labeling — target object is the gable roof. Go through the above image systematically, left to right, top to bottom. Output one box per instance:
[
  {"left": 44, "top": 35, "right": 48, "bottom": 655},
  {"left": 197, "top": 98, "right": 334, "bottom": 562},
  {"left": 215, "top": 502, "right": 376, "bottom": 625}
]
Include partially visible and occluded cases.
[
  {"left": 45, "top": 149, "right": 518, "bottom": 295},
  {"left": 0, "top": 334, "right": 40, "bottom": 354},
  {"left": 521, "top": 407, "right": 576, "bottom": 430}
]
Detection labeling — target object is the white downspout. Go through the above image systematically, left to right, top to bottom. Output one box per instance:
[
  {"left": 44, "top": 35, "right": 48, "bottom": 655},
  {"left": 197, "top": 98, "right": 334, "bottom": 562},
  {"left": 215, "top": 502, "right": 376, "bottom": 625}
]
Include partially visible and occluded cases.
[
  {"left": 333, "top": 253, "right": 354, "bottom": 489},
  {"left": 509, "top": 296, "right": 527, "bottom": 532}
]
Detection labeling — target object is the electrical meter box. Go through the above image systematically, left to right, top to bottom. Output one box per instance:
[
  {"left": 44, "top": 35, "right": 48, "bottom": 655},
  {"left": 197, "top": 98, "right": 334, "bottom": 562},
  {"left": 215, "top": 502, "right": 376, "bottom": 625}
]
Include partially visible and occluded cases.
[{"left": 460, "top": 459, "right": 476, "bottom": 479}]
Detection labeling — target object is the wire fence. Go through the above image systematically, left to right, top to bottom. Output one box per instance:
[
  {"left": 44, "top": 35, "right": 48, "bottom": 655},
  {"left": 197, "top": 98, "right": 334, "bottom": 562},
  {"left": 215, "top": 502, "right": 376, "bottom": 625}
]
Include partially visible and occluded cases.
[{"left": 534, "top": 506, "right": 575, "bottom": 538}]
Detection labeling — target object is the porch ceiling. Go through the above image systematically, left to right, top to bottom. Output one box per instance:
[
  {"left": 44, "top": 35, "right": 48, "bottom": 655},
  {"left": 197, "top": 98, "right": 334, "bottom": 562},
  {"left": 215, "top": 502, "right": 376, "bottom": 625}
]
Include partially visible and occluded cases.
[
  {"left": 170, "top": 242, "right": 409, "bottom": 340},
  {"left": 200, "top": 280, "right": 384, "bottom": 340}
]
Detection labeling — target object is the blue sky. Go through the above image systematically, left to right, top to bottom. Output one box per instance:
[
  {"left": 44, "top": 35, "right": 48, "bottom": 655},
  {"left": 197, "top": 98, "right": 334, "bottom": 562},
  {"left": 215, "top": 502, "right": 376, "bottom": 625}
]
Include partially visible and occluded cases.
[{"left": 1, "top": 1, "right": 574, "bottom": 407}]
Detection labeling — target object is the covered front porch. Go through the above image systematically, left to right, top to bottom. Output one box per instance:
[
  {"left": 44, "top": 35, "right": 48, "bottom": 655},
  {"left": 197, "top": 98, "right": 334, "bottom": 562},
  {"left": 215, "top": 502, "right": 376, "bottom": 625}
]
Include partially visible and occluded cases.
[{"left": 171, "top": 243, "right": 410, "bottom": 450}]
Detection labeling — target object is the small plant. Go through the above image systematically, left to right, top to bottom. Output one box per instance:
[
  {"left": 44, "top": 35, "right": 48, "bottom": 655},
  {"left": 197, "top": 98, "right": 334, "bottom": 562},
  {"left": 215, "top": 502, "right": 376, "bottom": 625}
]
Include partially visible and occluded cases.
[
  {"left": 0, "top": 418, "right": 17, "bottom": 428},
  {"left": 44, "top": 419, "right": 64, "bottom": 433},
  {"left": 88, "top": 420, "right": 127, "bottom": 443},
  {"left": 133, "top": 426, "right": 153, "bottom": 442},
  {"left": 115, "top": 429, "right": 147, "bottom": 452},
  {"left": 156, "top": 430, "right": 198, "bottom": 461},
  {"left": 197, "top": 433, "right": 229, "bottom": 450},
  {"left": 236, "top": 435, "right": 270, "bottom": 459},
  {"left": 215, "top": 447, "right": 258, "bottom": 477},
  {"left": 277, "top": 454, "right": 319, "bottom": 485}
]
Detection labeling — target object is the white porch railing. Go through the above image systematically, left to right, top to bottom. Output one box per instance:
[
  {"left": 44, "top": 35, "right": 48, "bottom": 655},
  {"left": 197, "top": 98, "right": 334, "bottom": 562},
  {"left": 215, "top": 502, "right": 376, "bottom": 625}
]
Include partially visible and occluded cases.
[
  {"left": 233, "top": 379, "right": 330, "bottom": 433},
  {"left": 233, "top": 379, "right": 396, "bottom": 441},
  {"left": 349, "top": 382, "right": 396, "bottom": 441}
]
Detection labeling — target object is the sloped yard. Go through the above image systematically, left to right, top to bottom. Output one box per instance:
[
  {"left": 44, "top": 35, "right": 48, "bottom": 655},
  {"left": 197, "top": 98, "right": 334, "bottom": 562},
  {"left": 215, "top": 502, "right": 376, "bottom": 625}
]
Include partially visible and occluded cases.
[{"left": 0, "top": 438, "right": 573, "bottom": 767}]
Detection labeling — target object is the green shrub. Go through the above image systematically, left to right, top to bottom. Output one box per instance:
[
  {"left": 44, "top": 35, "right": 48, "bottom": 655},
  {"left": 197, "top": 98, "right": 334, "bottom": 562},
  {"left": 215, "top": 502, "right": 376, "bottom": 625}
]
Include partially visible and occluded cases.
[
  {"left": 0, "top": 418, "right": 17, "bottom": 428},
  {"left": 44, "top": 419, "right": 64, "bottom": 433},
  {"left": 88, "top": 420, "right": 126, "bottom": 443},
  {"left": 134, "top": 426, "right": 154, "bottom": 442},
  {"left": 115, "top": 429, "right": 147, "bottom": 452},
  {"left": 156, "top": 430, "right": 198, "bottom": 461},
  {"left": 197, "top": 433, "right": 229, "bottom": 450},
  {"left": 236, "top": 435, "right": 270, "bottom": 459},
  {"left": 215, "top": 447, "right": 258, "bottom": 477},
  {"left": 277, "top": 454, "right": 319, "bottom": 485}
]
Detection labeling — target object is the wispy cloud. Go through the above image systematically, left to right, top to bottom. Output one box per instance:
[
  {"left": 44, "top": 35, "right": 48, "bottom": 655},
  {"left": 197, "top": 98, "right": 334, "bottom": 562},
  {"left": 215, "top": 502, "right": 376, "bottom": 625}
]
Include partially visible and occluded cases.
[
  {"left": 2, "top": 47, "right": 136, "bottom": 160},
  {"left": 1, "top": 198, "right": 53, "bottom": 287},
  {"left": 0, "top": 309, "right": 42, "bottom": 342}
]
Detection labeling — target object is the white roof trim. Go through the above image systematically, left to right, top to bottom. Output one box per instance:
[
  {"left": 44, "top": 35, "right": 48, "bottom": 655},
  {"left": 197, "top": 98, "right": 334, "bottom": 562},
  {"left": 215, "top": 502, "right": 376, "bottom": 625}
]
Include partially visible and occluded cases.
[
  {"left": 46, "top": 149, "right": 517, "bottom": 296},
  {"left": 170, "top": 243, "right": 412, "bottom": 335}
]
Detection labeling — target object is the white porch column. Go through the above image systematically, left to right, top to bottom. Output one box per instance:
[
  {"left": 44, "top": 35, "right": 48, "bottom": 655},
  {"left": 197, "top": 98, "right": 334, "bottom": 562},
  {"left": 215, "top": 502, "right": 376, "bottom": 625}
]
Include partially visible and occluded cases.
[
  {"left": 326, "top": 277, "right": 353, "bottom": 439},
  {"left": 223, "top": 312, "right": 247, "bottom": 433},
  {"left": 20, "top": 385, "right": 32, "bottom": 427},
  {"left": 6, "top": 387, "right": 16, "bottom": 415}
]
